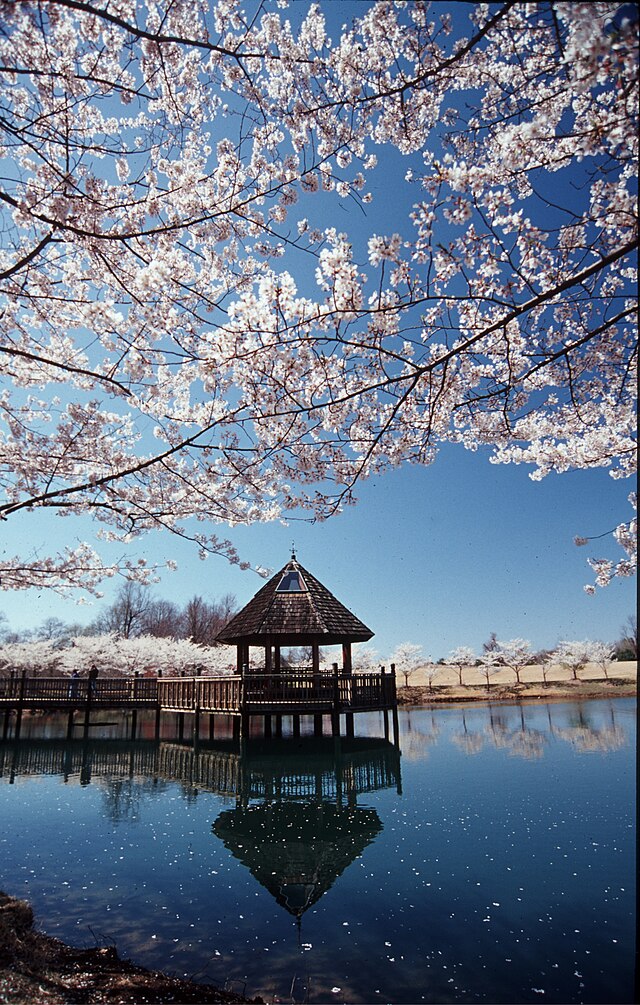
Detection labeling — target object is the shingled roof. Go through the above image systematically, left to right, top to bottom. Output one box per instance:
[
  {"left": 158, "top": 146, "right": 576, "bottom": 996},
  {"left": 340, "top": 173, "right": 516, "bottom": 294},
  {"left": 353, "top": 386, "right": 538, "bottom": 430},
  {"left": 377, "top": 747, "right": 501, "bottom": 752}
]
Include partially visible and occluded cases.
[{"left": 216, "top": 556, "right": 374, "bottom": 646}]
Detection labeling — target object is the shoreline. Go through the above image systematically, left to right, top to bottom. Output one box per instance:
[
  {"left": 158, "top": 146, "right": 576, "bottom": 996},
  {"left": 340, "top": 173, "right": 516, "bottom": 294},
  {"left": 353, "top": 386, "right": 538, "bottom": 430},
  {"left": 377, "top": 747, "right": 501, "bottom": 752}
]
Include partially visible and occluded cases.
[
  {"left": 395, "top": 659, "right": 636, "bottom": 708},
  {"left": 397, "top": 675, "right": 636, "bottom": 707},
  {"left": 0, "top": 891, "right": 262, "bottom": 1004}
]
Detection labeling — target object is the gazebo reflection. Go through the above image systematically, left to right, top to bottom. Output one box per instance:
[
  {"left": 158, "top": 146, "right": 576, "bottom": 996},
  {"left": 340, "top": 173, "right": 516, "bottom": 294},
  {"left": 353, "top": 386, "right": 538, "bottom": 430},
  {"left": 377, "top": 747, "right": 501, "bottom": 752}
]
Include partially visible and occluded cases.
[{"left": 211, "top": 737, "right": 401, "bottom": 920}]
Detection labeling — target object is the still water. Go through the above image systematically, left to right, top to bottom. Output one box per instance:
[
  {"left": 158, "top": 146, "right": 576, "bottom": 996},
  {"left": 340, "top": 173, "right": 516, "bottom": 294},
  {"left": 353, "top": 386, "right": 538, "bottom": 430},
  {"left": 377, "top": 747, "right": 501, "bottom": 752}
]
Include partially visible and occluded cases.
[{"left": 0, "top": 699, "right": 635, "bottom": 1004}]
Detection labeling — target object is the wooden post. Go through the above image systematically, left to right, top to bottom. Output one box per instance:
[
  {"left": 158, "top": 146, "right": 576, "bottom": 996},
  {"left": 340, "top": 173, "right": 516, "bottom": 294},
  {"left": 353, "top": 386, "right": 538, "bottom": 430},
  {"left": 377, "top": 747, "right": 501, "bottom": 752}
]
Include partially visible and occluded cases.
[
  {"left": 332, "top": 664, "right": 340, "bottom": 737},
  {"left": 390, "top": 665, "right": 400, "bottom": 746},
  {"left": 14, "top": 670, "right": 27, "bottom": 740},
  {"left": 82, "top": 675, "right": 92, "bottom": 740},
  {"left": 155, "top": 706, "right": 162, "bottom": 740},
  {"left": 193, "top": 707, "right": 200, "bottom": 747},
  {"left": 130, "top": 709, "right": 138, "bottom": 741},
  {"left": 177, "top": 712, "right": 184, "bottom": 742},
  {"left": 345, "top": 713, "right": 354, "bottom": 738},
  {"left": 209, "top": 714, "right": 215, "bottom": 741},
  {"left": 264, "top": 714, "right": 272, "bottom": 738},
  {"left": 275, "top": 714, "right": 283, "bottom": 738},
  {"left": 314, "top": 714, "right": 323, "bottom": 737},
  {"left": 292, "top": 715, "right": 300, "bottom": 738}
]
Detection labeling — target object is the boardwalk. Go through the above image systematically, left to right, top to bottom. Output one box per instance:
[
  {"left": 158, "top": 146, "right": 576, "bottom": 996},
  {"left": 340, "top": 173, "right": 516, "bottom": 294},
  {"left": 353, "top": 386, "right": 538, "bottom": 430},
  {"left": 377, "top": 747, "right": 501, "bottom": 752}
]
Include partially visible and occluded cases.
[{"left": 0, "top": 668, "right": 399, "bottom": 743}]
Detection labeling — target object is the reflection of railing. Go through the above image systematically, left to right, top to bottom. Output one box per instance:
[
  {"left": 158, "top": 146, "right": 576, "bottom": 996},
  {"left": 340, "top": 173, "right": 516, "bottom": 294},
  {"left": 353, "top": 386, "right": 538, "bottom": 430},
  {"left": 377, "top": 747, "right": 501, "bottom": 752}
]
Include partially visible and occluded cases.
[{"left": 0, "top": 736, "right": 402, "bottom": 801}]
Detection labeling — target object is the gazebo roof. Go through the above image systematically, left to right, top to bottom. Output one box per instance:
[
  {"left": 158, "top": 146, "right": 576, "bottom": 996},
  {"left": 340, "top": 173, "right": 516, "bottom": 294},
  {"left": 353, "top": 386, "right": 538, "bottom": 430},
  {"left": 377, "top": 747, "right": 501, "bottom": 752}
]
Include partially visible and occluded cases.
[{"left": 216, "top": 555, "right": 374, "bottom": 646}]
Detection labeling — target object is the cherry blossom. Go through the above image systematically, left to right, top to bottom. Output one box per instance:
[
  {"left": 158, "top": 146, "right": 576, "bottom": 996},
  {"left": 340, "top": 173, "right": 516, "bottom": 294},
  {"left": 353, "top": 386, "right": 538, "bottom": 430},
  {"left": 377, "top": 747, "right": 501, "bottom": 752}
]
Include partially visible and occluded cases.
[{"left": 0, "top": 1, "right": 636, "bottom": 594}]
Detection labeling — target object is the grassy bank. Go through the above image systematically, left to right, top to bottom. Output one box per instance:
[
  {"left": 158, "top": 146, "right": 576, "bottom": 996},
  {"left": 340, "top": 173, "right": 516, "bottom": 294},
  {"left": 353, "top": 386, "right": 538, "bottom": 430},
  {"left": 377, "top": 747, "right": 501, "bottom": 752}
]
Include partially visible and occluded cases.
[{"left": 396, "top": 659, "right": 636, "bottom": 706}]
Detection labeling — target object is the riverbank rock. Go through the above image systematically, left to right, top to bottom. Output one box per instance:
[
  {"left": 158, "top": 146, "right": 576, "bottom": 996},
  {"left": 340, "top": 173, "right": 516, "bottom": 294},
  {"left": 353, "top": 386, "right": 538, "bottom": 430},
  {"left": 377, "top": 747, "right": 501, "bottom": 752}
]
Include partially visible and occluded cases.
[{"left": 0, "top": 891, "right": 262, "bottom": 1004}]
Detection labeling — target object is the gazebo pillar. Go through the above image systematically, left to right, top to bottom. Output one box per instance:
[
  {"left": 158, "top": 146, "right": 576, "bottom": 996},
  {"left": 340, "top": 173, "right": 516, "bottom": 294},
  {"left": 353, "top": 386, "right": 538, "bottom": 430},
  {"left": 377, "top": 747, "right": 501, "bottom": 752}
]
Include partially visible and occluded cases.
[
  {"left": 312, "top": 642, "right": 320, "bottom": 674},
  {"left": 342, "top": 642, "right": 352, "bottom": 675},
  {"left": 236, "top": 643, "right": 249, "bottom": 674},
  {"left": 265, "top": 643, "right": 272, "bottom": 674}
]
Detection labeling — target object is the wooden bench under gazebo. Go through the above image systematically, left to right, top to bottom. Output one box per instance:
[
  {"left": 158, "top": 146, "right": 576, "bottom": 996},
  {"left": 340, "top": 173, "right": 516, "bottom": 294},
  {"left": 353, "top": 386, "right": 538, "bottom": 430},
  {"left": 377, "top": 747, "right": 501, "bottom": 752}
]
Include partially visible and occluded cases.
[{"left": 215, "top": 552, "right": 399, "bottom": 742}]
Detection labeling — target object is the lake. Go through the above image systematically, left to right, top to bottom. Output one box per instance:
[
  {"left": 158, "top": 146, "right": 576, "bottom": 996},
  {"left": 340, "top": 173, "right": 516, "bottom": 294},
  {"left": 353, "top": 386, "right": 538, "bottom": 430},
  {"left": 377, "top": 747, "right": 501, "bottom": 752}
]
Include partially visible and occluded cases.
[{"left": 0, "top": 698, "right": 635, "bottom": 1004}]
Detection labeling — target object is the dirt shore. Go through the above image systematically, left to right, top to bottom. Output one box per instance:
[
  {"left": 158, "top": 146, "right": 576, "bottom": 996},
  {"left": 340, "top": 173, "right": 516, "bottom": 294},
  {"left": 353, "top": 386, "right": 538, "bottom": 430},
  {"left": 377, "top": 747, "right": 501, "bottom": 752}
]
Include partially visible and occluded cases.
[{"left": 0, "top": 892, "right": 262, "bottom": 1004}]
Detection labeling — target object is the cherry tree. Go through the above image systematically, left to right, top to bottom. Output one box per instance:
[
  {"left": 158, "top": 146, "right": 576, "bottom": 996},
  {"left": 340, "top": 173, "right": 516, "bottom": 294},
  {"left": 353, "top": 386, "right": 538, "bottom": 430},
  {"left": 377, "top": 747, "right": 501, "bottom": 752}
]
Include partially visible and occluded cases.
[
  {"left": 0, "top": 1, "right": 636, "bottom": 595},
  {"left": 0, "top": 633, "right": 236, "bottom": 677},
  {"left": 486, "top": 638, "right": 533, "bottom": 684},
  {"left": 0, "top": 639, "right": 60, "bottom": 676},
  {"left": 549, "top": 639, "right": 606, "bottom": 680},
  {"left": 587, "top": 641, "right": 616, "bottom": 679},
  {"left": 389, "top": 642, "right": 425, "bottom": 687},
  {"left": 351, "top": 645, "right": 380, "bottom": 671},
  {"left": 447, "top": 646, "right": 477, "bottom": 687}
]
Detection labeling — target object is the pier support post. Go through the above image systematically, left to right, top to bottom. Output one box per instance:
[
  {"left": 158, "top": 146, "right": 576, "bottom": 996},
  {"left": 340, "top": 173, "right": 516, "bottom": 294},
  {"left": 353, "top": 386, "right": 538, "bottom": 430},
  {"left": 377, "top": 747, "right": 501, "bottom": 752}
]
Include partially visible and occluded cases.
[
  {"left": 155, "top": 707, "right": 161, "bottom": 741},
  {"left": 130, "top": 709, "right": 138, "bottom": 741},
  {"left": 67, "top": 710, "right": 75, "bottom": 740},
  {"left": 177, "top": 712, "right": 185, "bottom": 742},
  {"left": 345, "top": 713, "right": 354, "bottom": 738},
  {"left": 209, "top": 714, "right": 215, "bottom": 741},
  {"left": 314, "top": 714, "right": 323, "bottom": 737},
  {"left": 264, "top": 715, "right": 272, "bottom": 738},
  {"left": 275, "top": 715, "right": 283, "bottom": 738},
  {"left": 292, "top": 715, "right": 300, "bottom": 738}
]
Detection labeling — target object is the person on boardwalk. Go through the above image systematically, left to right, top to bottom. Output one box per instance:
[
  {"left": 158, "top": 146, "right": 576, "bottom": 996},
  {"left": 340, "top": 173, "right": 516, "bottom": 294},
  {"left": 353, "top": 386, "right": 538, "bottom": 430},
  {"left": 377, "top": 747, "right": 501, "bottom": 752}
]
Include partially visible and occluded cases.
[
  {"left": 88, "top": 664, "right": 99, "bottom": 696},
  {"left": 68, "top": 669, "right": 80, "bottom": 700}
]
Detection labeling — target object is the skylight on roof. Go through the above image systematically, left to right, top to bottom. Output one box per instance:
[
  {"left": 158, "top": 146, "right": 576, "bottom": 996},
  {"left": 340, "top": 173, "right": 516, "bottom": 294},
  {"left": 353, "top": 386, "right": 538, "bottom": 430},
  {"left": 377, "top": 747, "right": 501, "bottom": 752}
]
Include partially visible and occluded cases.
[{"left": 276, "top": 569, "right": 306, "bottom": 592}]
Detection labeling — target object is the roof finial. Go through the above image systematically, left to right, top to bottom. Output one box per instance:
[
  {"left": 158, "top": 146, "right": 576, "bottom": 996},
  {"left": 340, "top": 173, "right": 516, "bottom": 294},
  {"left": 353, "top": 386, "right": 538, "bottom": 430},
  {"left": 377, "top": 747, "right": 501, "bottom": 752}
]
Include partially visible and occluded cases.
[{"left": 291, "top": 541, "right": 297, "bottom": 561}]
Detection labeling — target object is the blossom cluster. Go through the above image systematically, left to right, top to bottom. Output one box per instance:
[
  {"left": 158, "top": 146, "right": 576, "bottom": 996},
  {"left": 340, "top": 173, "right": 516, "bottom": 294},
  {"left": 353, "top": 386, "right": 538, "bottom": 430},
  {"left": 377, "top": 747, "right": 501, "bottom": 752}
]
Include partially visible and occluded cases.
[{"left": 0, "top": 1, "right": 636, "bottom": 593}]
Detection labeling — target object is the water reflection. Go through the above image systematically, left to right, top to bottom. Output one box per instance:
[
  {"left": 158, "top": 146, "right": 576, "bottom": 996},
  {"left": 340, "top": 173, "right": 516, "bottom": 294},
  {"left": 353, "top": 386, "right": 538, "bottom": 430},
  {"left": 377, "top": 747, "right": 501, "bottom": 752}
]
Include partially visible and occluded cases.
[
  {"left": 0, "top": 700, "right": 634, "bottom": 1005},
  {"left": 448, "top": 700, "right": 629, "bottom": 759},
  {"left": 211, "top": 738, "right": 397, "bottom": 921}
]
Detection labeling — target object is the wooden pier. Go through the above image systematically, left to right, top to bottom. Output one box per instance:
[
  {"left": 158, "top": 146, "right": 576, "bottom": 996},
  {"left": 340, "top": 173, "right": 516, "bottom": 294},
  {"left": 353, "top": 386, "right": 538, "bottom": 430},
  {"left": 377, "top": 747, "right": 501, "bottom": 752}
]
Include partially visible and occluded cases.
[{"left": 0, "top": 667, "right": 399, "bottom": 744}]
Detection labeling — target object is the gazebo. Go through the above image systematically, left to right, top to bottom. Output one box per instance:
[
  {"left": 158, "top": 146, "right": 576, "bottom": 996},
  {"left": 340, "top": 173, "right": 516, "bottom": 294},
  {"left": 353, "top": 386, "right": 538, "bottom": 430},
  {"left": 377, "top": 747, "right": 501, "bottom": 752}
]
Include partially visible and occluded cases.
[
  {"left": 216, "top": 551, "right": 374, "bottom": 675},
  {"left": 215, "top": 552, "right": 397, "bottom": 740}
]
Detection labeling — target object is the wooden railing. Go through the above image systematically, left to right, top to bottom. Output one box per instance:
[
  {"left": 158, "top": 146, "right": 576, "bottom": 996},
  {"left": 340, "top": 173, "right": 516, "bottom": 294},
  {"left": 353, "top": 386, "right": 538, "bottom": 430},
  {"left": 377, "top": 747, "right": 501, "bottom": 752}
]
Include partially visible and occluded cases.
[
  {"left": 0, "top": 669, "right": 396, "bottom": 714},
  {"left": 0, "top": 676, "right": 158, "bottom": 704}
]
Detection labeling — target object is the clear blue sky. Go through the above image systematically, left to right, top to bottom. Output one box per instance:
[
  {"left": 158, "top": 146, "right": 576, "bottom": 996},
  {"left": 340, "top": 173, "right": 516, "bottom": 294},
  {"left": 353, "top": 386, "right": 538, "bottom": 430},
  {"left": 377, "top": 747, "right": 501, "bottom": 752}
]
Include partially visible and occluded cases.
[
  {"left": 0, "top": 2, "right": 636, "bottom": 660},
  {"left": 2, "top": 445, "right": 635, "bottom": 660}
]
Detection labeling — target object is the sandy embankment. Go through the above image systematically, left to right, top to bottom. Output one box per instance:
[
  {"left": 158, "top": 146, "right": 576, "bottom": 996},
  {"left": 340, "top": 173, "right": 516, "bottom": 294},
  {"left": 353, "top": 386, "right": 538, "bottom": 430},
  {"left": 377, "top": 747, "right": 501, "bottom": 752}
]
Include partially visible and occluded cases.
[{"left": 396, "top": 660, "right": 637, "bottom": 704}]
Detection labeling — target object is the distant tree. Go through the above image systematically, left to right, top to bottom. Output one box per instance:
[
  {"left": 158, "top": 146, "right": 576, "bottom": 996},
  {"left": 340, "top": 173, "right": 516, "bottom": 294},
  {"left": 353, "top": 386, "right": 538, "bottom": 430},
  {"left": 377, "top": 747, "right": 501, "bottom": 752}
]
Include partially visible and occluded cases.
[
  {"left": 92, "top": 583, "right": 151, "bottom": 639},
  {"left": 183, "top": 594, "right": 237, "bottom": 646},
  {"left": 141, "top": 599, "right": 183, "bottom": 639},
  {"left": 614, "top": 615, "right": 638, "bottom": 660},
  {"left": 482, "top": 632, "right": 499, "bottom": 654},
  {"left": 0, "top": 639, "right": 60, "bottom": 676},
  {"left": 490, "top": 639, "right": 533, "bottom": 684},
  {"left": 551, "top": 640, "right": 604, "bottom": 680},
  {"left": 587, "top": 641, "right": 616, "bottom": 680},
  {"left": 390, "top": 643, "right": 425, "bottom": 687},
  {"left": 351, "top": 646, "right": 380, "bottom": 671},
  {"left": 447, "top": 647, "right": 477, "bottom": 687},
  {"left": 477, "top": 652, "right": 501, "bottom": 691},
  {"left": 425, "top": 664, "right": 442, "bottom": 693}
]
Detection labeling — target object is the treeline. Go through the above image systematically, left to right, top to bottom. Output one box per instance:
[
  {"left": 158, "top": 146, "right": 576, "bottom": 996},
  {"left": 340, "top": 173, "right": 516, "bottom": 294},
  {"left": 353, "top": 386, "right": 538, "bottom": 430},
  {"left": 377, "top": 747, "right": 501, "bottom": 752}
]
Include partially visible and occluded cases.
[{"left": 1, "top": 583, "right": 237, "bottom": 647}]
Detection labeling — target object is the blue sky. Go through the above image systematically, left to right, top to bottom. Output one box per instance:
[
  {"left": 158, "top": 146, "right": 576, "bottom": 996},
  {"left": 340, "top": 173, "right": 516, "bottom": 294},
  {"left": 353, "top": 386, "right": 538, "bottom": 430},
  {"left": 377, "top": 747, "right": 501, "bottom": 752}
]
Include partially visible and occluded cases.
[
  {"left": 1, "top": 1, "right": 636, "bottom": 660},
  {"left": 2, "top": 445, "right": 635, "bottom": 659}
]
